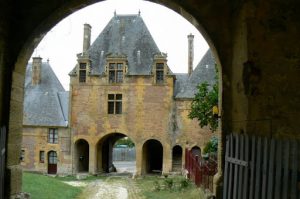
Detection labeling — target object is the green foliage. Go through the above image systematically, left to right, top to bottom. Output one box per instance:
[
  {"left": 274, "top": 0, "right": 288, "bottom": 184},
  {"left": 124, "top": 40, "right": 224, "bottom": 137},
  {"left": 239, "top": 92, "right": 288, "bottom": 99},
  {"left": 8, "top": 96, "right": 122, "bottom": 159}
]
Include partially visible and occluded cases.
[
  {"left": 188, "top": 66, "right": 219, "bottom": 132},
  {"left": 203, "top": 136, "right": 218, "bottom": 154},
  {"left": 114, "top": 137, "right": 135, "bottom": 148},
  {"left": 22, "top": 172, "right": 82, "bottom": 199},
  {"left": 138, "top": 176, "right": 200, "bottom": 199},
  {"left": 164, "top": 178, "right": 174, "bottom": 190},
  {"left": 179, "top": 178, "right": 190, "bottom": 189},
  {"left": 153, "top": 180, "right": 161, "bottom": 191}
]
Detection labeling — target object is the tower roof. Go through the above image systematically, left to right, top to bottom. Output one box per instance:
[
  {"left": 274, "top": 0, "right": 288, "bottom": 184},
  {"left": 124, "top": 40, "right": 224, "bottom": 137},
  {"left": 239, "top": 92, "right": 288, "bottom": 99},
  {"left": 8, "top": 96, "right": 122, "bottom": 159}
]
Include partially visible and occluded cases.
[
  {"left": 72, "top": 14, "right": 161, "bottom": 76},
  {"left": 174, "top": 50, "right": 216, "bottom": 99},
  {"left": 23, "top": 62, "right": 69, "bottom": 127}
]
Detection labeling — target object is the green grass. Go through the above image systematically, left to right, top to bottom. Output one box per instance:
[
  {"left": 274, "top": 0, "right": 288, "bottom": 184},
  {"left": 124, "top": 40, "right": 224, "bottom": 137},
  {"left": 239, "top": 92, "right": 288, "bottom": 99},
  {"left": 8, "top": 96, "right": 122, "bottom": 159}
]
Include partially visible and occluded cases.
[
  {"left": 22, "top": 172, "right": 82, "bottom": 199},
  {"left": 136, "top": 176, "right": 201, "bottom": 199}
]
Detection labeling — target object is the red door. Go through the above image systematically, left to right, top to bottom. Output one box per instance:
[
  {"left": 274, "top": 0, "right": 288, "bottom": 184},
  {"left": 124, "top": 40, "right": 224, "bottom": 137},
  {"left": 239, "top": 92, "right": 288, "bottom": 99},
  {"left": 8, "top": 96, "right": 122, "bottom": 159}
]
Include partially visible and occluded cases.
[{"left": 48, "top": 151, "right": 57, "bottom": 174}]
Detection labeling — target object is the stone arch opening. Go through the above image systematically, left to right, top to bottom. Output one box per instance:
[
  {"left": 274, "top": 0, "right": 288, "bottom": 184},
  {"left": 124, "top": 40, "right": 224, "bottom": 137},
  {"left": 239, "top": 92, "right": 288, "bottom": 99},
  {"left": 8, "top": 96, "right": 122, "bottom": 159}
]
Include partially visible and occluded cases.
[
  {"left": 5, "top": 0, "right": 226, "bottom": 197},
  {"left": 97, "top": 133, "right": 136, "bottom": 173},
  {"left": 75, "top": 139, "right": 89, "bottom": 173},
  {"left": 142, "top": 139, "right": 163, "bottom": 174},
  {"left": 172, "top": 145, "right": 182, "bottom": 172},
  {"left": 191, "top": 146, "right": 201, "bottom": 157},
  {"left": 47, "top": 151, "right": 57, "bottom": 174}
]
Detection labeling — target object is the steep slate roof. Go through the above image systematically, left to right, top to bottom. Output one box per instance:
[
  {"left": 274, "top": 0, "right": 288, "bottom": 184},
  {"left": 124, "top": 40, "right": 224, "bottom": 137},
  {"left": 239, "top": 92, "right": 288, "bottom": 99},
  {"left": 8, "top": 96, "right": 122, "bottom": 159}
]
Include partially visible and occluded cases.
[
  {"left": 71, "top": 14, "right": 162, "bottom": 76},
  {"left": 174, "top": 50, "right": 216, "bottom": 99},
  {"left": 23, "top": 62, "right": 69, "bottom": 127}
]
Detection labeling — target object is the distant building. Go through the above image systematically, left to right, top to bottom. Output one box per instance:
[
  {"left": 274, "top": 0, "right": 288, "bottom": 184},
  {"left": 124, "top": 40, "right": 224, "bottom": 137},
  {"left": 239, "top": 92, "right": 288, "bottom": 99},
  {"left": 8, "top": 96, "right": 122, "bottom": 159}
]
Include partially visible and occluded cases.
[
  {"left": 22, "top": 13, "right": 216, "bottom": 175},
  {"left": 22, "top": 57, "right": 71, "bottom": 174}
]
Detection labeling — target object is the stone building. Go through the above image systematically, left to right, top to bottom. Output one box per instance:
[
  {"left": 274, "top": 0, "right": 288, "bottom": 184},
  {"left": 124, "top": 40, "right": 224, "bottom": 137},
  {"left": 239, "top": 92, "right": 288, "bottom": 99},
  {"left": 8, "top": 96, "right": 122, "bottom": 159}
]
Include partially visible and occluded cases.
[
  {"left": 22, "top": 14, "right": 216, "bottom": 175},
  {"left": 69, "top": 14, "right": 216, "bottom": 175},
  {"left": 21, "top": 57, "right": 71, "bottom": 174}
]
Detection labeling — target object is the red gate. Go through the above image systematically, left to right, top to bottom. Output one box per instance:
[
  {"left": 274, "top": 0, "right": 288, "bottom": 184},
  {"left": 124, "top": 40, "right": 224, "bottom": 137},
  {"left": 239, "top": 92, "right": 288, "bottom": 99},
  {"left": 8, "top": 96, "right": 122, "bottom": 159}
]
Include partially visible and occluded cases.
[{"left": 185, "top": 148, "right": 217, "bottom": 192}]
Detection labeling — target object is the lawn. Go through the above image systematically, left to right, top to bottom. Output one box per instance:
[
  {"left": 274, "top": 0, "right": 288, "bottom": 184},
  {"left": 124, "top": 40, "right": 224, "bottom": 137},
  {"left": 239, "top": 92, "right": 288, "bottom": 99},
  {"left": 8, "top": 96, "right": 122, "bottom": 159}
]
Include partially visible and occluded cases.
[
  {"left": 22, "top": 172, "right": 82, "bottom": 199},
  {"left": 22, "top": 172, "right": 202, "bottom": 199},
  {"left": 136, "top": 175, "right": 202, "bottom": 199}
]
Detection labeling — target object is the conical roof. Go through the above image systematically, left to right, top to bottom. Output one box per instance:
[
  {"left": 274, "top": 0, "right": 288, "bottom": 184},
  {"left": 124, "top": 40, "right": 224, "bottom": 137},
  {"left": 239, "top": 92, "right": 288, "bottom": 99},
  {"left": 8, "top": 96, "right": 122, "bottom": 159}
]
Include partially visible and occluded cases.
[
  {"left": 87, "top": 14, "right": 161, "bottom": 75},
  {"left": 174, "top": 50, "right": 216, "bottom": 99},
  {"left": 23, "top": 62, "right": 69, "bottom": 127}
]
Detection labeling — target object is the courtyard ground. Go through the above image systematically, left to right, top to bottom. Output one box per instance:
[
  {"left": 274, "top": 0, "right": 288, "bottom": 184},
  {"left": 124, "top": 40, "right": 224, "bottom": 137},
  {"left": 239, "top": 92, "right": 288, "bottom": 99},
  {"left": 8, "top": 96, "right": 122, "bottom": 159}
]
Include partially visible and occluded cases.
[{"left": 22, "top": 161, "right": 201, "bottom": 199}]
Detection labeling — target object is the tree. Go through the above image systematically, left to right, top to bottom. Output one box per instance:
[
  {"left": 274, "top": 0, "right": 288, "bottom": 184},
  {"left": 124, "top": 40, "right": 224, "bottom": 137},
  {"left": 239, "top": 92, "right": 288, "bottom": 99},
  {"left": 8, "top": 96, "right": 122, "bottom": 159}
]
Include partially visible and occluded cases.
[
  {"left": 188, "top": 67, "right": 219, "bottom": 132},
  {"left": 114, "top": 137, "right": 135, "bottom": 148}
]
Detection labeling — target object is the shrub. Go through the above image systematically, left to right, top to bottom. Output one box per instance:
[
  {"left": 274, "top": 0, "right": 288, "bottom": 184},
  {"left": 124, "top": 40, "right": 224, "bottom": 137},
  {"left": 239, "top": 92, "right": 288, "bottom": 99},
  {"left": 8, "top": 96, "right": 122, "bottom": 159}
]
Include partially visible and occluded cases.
[
  {"left": 203, "top": 136, "right": 218, "bottom": 154},
  {"left": 164, "top": 178, "right": 174, "bottom": 190},
  {"left": 180, "top": 178, "right": 190, "bottom": 189},
  {"left": 153, "top": 180, "right": 160, "bottom": 191}
]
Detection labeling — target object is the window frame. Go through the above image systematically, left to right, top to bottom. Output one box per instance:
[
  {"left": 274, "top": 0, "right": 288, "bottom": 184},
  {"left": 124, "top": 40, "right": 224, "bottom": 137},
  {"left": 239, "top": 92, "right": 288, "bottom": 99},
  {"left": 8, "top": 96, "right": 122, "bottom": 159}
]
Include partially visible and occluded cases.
[
  {"left": 108, "top": 62, "right": 124, "bottom": 83},
  {"left": 79, "top": 63, "right": 87, "bottom": 83},
  {"left": 156, "top": 63, "right": 164, "bottom": 83},
  {"left": 108, "top": 94, "right": 122, "bottom": 114},
  {"left": 48, "top": 128, "right": 58, "bottom": 144},
  {"left": 21, "top": 150, "right": 25, "bottom": 162},
  {"left": 40, "top": 151, "right": 45, "bottom": 163},
  {"left": 48, "top": 151, "right": 57, "bottom": 164}
]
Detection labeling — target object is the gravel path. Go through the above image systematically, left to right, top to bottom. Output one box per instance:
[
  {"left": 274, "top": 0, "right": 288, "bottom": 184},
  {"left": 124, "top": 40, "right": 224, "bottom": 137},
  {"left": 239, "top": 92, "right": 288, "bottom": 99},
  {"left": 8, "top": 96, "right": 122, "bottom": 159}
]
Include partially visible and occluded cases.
[{"left": 75, "top": 176, "right": 144, "bottom": 199}]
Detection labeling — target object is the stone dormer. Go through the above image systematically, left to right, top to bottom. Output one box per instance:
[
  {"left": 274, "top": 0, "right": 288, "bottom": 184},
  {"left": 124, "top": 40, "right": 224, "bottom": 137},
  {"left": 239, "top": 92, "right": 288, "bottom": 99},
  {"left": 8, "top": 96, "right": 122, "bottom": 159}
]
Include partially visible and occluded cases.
[{"left": 152, "top": 53, "right": 169, "bottom": 84}]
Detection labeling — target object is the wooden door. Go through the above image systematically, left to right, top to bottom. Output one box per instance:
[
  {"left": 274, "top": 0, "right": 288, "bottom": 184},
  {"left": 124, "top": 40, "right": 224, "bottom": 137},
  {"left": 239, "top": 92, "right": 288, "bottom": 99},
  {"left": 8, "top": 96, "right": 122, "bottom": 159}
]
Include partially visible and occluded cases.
[{"left": 48, "top": 151, "right": 57, "bottom": 174}]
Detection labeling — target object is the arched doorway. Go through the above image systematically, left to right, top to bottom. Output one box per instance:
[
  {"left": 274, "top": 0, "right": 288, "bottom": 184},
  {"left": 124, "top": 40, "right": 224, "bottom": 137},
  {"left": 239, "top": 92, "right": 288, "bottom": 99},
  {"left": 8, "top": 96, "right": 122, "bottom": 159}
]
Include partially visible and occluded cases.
[
  {"left": 7, "top": 1, "right": 226, "bottom": 197},
  {"left": 97, "top": 133, "right": 136, "bottom": 173},
  {"left": 75, "top": 139, "right": 89, "bottom": 173},
  {"left": 142, "top": 139, "right": 163, "bottom": 174},
  {"left": 172, "top": 145, "right": 182, "bottom": 172},
  {"left": 191, "top": 146, "right": 201, "bottom": 157},
  {"left": 48, "top": 151, "right": 57, "bottom": 174}
]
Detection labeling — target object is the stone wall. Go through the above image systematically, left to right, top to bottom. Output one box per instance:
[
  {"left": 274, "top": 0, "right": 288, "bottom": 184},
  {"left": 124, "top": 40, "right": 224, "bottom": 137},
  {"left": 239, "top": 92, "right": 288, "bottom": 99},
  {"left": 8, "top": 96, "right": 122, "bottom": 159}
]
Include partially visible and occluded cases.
[
  {"left": 70, "top": 74, "right": 213, "bottom": 175},
  {"left": 21, "top": 127, "right": 72, "bottom": 174}
]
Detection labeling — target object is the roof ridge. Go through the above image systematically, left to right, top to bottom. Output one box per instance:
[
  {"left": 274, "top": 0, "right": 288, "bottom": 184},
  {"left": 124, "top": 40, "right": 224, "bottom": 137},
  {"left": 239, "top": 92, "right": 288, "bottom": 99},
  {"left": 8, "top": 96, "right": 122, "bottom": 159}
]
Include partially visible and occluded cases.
[{"left": 56, "top": 92, "right": 67, "bottom": 122}]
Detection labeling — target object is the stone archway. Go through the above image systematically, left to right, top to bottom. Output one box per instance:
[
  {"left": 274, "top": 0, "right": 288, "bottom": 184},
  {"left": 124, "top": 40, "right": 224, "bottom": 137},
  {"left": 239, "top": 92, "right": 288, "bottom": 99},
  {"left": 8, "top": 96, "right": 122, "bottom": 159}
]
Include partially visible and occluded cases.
[
  {"left": 4, "top": 0, "right": 228, "bottom": 197},
  {"left": 96, "top": 133, "right": 136, "bottom": 173},
  {"left": 75, "top": 139, "right": 89, "bottom": 173},
  {"left": 142, "top": 139, "right": 163, "bottom": 174},
  {"left": 172, "top": 145, "right": 182, "bottom": 172},
  {"left": 191, "top": 146, "right": 201, "bottom": 157}
]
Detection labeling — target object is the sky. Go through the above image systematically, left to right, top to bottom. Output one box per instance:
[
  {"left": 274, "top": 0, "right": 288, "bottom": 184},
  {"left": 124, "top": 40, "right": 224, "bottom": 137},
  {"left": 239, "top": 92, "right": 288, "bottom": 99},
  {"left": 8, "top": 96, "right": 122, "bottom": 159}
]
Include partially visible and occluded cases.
[{"left": 31, "top": 0, "right": 209, "bottom": 90}]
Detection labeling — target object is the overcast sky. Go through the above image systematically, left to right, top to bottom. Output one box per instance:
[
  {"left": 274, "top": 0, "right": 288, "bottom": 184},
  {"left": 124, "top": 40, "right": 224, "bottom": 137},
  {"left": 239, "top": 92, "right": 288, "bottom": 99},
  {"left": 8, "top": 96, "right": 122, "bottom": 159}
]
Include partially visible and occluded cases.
[{"left": 32, "top": 0, "right": 209, "bottom": 90}]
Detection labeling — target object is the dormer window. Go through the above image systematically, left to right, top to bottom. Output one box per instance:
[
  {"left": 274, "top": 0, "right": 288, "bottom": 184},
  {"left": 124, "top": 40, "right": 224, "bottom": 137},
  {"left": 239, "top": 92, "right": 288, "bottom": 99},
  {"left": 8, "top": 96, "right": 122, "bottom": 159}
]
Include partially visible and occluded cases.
[
  {"left": 79, "top": 63, "right": 87, "bottom": 83},
  {"left": 109, "top": 63, "right": 124, "bottom": 83},
  {"left": 156, "top": 63, "right": 164, "bottom": 83}
]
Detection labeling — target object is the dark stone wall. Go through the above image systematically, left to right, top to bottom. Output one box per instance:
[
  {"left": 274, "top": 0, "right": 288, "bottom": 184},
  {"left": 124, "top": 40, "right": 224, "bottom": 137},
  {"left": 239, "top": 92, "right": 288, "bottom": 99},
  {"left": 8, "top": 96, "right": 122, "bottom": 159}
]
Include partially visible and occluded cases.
[{"left": 1, "top": 0, "right": 300, "bottom": 198}]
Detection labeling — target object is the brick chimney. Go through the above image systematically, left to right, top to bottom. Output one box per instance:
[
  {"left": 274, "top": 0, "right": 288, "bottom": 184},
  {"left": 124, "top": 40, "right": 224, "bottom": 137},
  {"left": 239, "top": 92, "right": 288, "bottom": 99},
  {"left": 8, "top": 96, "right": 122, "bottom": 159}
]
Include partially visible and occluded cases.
[
  {"left": 82, "top": 23, "right": 91, "bottom": 53},
  {"left": 187, "top": 33, "right": 194, "bottom": 76},
  {"left": 32, "top": 57, "right": 42, "bottom": 85}
]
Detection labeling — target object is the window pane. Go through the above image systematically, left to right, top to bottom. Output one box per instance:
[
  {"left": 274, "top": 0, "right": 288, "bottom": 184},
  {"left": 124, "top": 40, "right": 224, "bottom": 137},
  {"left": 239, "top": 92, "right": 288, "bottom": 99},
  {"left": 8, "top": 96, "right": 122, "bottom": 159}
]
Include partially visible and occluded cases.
[
  {"left": 79, "top": 63, "right": 86, "bottom": 69},
  {"left": 109, "top": 63, "right": 115, "bottom": 69},
  {"left": 117, "top": 63, "right": 123, "bottom": 69},
  {"left": 156, "top": 63, "right": 164, "bottom": 70},
  {"left": 79, "top": 70, "right": 86, "bottom": 82},
  {"left": 109, "top": 71, "right": 115, "bottom": 83},
  {"left": 116, "top": 71, "right": 123, "bottom": 83},
  {"left": 156, "top": 71, "right": 164, "bottom": 82},
  {"left": 108, "top": 94, "right": 115, "bottom": 100},
  {"left": 116, "top": 94, "right": 122, "bottom": 100},
  {"left": 108, "top": 102, "right": 114, "bottom": 114},
  {"left": 116, "top": 102, "right": 122, "bottom": 114},
  {"left": 21, "top": 150, "right": 25, "bottom": 161},
  {"left": 40, "top": 151, "right": 45, "bottom": 163},
  {"left": 49, "top": 152, "right": 57, "bottom": 164}
]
